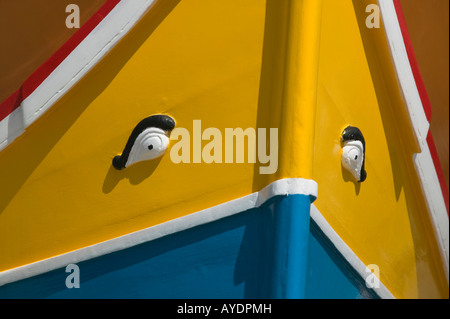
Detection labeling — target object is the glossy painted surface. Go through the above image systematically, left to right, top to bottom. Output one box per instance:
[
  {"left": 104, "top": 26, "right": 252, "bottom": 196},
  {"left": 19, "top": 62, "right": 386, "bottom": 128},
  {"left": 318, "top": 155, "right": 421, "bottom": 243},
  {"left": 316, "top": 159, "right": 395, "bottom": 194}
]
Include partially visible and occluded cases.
[
  {"left": 0, "top": 0, "right": 447, "bottom": 299},
  {"left": 0, "top": 0, "right": 108, "bottom": 104},
  {"left": 0, "top": 0, "right": 323, "bottom": 272},
  {"left": 0, "top": 0, "right": 267, "bottom": 271},
  {"left": 312, "top": 0, "right": 448, "bottom": 298},
  {"left": 400, "top": 0, "right": 449, "bottom": 190},
  {"left": 268, "top": 194, "right": 312, "bottom": 298},
  {"left": 0, "top": 195, "right": 376, "bottom": 299},
  {"left": 305, "top": 220, "right": 379, "bottom": 299}
]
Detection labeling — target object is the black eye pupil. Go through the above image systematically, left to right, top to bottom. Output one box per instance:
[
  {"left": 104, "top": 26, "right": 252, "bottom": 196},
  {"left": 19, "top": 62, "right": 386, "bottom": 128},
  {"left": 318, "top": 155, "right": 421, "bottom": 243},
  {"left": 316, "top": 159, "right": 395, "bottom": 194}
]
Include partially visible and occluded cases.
[
  {"left": 148, "top": 145, "right": 153, "bottom": 150},
  {"left": 354, "top": 155, "right": 358, "bottom": 160}
]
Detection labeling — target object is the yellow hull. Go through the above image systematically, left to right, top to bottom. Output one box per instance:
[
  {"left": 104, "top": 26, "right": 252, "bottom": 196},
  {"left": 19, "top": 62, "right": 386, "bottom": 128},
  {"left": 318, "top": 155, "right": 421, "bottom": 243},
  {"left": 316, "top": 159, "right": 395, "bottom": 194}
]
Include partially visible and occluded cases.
[{"left": 0, "top": 0, "right": 447, "bottom": 298}]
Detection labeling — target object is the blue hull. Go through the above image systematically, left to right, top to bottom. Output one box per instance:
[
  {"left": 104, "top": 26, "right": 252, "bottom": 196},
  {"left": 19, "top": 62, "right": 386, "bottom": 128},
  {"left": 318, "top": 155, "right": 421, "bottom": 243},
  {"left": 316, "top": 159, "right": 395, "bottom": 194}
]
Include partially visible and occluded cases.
[{"left": 0, "top": 194, "right": 379, "bottom": 299}]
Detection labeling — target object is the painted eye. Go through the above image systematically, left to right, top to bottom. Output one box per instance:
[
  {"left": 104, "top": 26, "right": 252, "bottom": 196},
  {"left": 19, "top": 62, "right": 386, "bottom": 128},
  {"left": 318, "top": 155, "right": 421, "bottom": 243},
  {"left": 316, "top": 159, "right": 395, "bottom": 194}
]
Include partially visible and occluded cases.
[
  {"left": 112, "top": 114, "right": 175, "bottom": 170},
  {"left": 340, "top": 125, "right": 367, "bottom": 182},
  {"left": 142, "top": 134, "right": 168, "bottom": 156},
  {"left": 341, "top": 141, "right": 365, "bottom": 182},
  {"left": 348, "top": 148, "right": 360, "bottom": 163}
]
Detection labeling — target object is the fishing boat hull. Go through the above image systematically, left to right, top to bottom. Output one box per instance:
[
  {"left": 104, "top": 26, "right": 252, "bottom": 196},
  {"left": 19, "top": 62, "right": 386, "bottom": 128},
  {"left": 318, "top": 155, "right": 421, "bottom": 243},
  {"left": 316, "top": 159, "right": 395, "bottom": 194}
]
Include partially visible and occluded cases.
[{"left": 0, "top": 0, "right": 447, "bottom": 299}]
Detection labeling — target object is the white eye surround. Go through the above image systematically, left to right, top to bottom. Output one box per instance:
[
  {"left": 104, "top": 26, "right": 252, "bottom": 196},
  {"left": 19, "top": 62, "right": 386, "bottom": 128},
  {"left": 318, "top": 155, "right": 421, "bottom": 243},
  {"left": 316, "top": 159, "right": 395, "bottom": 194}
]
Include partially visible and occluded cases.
[
  {"left": 113, "top": 114, "right": 175, "bottom": 170},
  {"left": 341, "top": 126, "right": 367, "bottom": 182},
  {"left": 125, "top": 127, "right": 170, "bottom": 167},
  {"left": 342, "top": 140, "right": 365, "bottom": 182}
]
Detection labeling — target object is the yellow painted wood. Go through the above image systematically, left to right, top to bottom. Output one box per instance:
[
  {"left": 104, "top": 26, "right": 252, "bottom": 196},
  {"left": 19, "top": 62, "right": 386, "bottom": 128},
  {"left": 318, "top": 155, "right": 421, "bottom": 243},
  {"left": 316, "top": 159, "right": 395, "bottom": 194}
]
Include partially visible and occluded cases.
[
  {"left": 0, "top": 0, "right": 446, "bottom": 300},
  {"left": 0, "top": 0, "right": 266, "bottom": 271},
  {"left": 0, "top": 0, "right": 324, "bottom": 272},
  {"left": 252, "top": 0, "right": 322, "bottom": 191},
  {"left": 274, "top": 0, "right": 322, "bottom": 180},
  {"left": 312, "top": 0, "right": 448, "bottom": 298}
]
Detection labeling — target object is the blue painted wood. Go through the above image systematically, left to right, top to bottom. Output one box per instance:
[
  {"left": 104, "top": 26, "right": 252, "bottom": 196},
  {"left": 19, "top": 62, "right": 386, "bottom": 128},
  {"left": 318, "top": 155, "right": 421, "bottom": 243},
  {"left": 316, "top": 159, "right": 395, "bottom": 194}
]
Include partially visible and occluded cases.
[
  {"left": 0, "top": 194, "right": 378, "bottom": 299},
  {"left": 269, "top": 195, "right": 311, "bottom": 298},
  {"left": 0, "top": 198, "right": 277, "bottom": 299},
  {"left": 305, "top": 219, "right": 380, "bottom": 299}
]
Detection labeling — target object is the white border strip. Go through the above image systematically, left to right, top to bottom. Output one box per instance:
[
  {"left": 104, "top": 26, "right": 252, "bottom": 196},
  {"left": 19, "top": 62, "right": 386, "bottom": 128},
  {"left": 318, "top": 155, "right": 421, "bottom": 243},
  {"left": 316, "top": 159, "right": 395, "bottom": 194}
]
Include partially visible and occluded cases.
[
  {"left": 0, "top": 0, "right": 159, "bottom": 152},
  {"left": 377, "top": 0, "right": 429, "bottom": 142},
  {"left": 378, "top": 0, "right": 449, "bottom": 281},
  {"left": 414, "top": 146, "right": 449, "bottom": 277},
  {"left": 0, "top": 178, "right": 318, "bottom": 286},
  {"left": 310, "top": 205, "right": 396, "bottom": 299}
]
